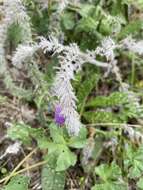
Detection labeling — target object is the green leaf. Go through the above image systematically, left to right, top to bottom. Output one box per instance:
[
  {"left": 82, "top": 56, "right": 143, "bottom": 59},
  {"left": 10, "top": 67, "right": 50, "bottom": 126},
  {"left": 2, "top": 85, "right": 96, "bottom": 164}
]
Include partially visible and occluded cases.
[
  {"left": 122, "top": 0, "right": 143, "bottom": 9},
  {"left": 77, "top": 4, "right": 95, "bottom": 17},
  {"left": 31, "top": 9, "right": 49, "bottom": 35},
  {"left": 61, "top": 12, "right": 75, "bottom": 30},
  {"left": 75, "top": 17, "right": 98, "bottom": 33},
  {"left": 99, "top": 17, "right": 112, "bottom": 35},
  {"left": 118, "top": 20, "right": 143, "bottom": 39},
  {"left": 7, "top": 24, "right": 23, "bottom": 47},
  {"left": 77, "top": 73, "right": 99, "bottom": 112},
  {"left": 85, "top": 91, "right": 142, "bottom": 123},
  {"left": 86, "top": 92, "right": 129, "bottom": 108},
  {"left": 84, "top": 111, "right": 121, "bottom": 123},
  {"left": 7, "top": 123, "right": 31, "bottom": 145},
  {"left": 7, "top": 123, "right": 49, "bottom": 149},
  {"left": 49, "top": 123, "right": 66, "bottom": 144},
  {"left": 46, "top": 124, "right": 77, "bottom": 171},
  {"left": 68, "top": 127, "right": 87, "bottom": 148},
  {"left": 30, "top": 128, "right": 49, "bottom": 149},
  {"left": 91, "top": 137, "right": 103, "bottom": 159},
  {"left": 46, "top": 143, "right": 77, "bottom": 171},
  {"left": 47, "top": 143, "right": 66, "bottom": 155},
  {"left": 124, "top": 145, "right": 143, "bottom": 178},
  {"left": 56, "top": 149, "right": 77, "bottom": 171},
  {"left": 95, "top": 162, "right": 122, "bottom": 181},
  {"left": 128, "top": 162, "right": 143, "bottom": 178},
  {"left": 42, "top": 163, "right": 65, "bottom": 190},
  {"left": 94, "top": 163, "right": 127, "bottom": 190},
  {"left": 95, "top": 163, "right": 122, "bottom": 182},
  {"left": 3, "top": 175, "right": 29, "bottom": 190},
  {"left": 137, "top": 177, "right": 143, "bottom": 189},
  {"left": 92, "top": 182, "right": 127, "bottom": 190}
]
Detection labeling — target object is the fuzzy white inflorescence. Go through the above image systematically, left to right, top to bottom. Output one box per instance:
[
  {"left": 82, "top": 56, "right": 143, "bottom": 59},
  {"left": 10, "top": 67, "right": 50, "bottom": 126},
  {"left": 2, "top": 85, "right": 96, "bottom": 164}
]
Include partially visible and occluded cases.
[
  {"left": 0, "top": 0, "right": 32, "bottom": 73},
  {"left": 2, "top": 0, "right": 32, "bottom": 42},
  {"left": 39, "top": 36, "right": 109, "bottom": 136},
  {"left": 122, "top": 36, "right": 143, "bottom": 55},
  {"left": 40, "top": 37, "right": 83, "bottom": 135},
  {"left": 94, "top": 37, "right": 123, "bottom": 84},
  {"left": 95, "top": 37, "right": 116, "bottom": 61},
  {"left": 12, "top": 44, "right": 39, "bottom": 68},
  {"left": 53, "top": 45, "right": 84, "bottom": 135}
]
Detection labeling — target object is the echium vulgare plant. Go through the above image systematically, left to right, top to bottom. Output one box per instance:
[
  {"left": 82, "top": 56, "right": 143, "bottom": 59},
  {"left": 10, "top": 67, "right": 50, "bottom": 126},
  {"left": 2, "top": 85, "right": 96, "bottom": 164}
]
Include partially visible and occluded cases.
[
  {"left": 1, "top": 0, "right": 143, "bottom": 189},
  {"left": 13, "top": 35, "right": 109, "bottom": 135},
  {"left": 51, "top": 36, "right": 117, "bottom": 136}
]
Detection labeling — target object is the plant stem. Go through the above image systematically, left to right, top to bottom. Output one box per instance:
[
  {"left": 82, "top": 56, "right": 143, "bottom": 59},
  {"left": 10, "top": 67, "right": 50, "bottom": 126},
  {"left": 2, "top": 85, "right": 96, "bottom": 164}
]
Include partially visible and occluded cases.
[
  {"left": 86, "top": 123, "right": 142, "bottom": 128},
  {"left": 3, "top": 148, "right": 37, "bottom": 184},
  {"left": 0, "top": 160, "right": 47, "bottom": 184}
]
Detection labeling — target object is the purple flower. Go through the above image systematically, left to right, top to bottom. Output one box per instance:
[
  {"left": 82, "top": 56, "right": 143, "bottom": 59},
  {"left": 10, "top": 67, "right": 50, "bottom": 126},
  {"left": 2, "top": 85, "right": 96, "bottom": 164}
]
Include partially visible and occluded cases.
[{"left": 54, "top": 105, "right": 65, "bottom": 125}]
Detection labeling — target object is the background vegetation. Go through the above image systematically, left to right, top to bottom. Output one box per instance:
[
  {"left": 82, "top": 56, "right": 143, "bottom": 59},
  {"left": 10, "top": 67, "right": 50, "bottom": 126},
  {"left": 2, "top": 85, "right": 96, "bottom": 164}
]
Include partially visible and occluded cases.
[{"left": 1, "top": 0, "right": 143, "bottom": 189}]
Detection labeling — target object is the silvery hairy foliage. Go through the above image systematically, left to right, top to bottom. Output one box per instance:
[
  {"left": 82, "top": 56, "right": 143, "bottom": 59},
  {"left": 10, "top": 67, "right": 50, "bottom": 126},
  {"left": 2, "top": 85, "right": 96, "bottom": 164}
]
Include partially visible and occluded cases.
[
  {"left": 39, "top": 36, "right": 109, "bottom": 136},
  {"left": 94, "top": 37, "right": 123, "bottom": 84},
  {"left": 12, "top": 44, "right": 39, "bottom": 69}
]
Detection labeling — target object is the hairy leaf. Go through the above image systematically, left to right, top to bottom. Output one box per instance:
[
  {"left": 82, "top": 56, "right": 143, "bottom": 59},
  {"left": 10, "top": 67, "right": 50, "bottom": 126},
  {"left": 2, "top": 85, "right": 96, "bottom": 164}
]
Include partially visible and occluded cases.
[
  {"left": 86, "top": 92, "right": 129, "bottom": 108},
  {"left": 84, "top": 111, "right": 121, "bottom": 123},
  {"left": 124, "top": 145, "right": 143, "bottom": 178},
  {"left": 42, "top": 163, "right": 65, "bottom": 190},
  {"left": 3, "top": 175, "right": 29, "bottom": 190}
]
